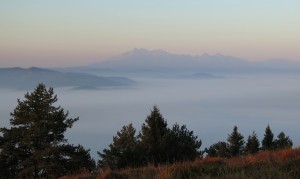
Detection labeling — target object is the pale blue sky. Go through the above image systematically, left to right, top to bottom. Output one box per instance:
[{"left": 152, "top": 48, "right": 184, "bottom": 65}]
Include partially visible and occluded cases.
[{"left": 0, "top": 0, "right": 300, "bottom": 67}]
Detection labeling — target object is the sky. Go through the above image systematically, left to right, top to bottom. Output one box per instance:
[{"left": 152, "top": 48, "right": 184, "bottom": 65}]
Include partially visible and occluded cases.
[{"left": 0, "top": 0, "right": 300, "bottom": 67}]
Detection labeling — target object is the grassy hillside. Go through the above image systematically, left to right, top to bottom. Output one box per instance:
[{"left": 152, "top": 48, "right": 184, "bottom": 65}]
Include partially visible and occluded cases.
[{"left": 60, "top": 147, "right": 300, "bottom": 179}]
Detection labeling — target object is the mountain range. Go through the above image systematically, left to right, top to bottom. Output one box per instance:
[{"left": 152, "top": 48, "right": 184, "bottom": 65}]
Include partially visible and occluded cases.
[
  {"left": 89, "top": 48, "right": 300, "bottom": 73},
  {"left": 90, "top": 48, "right": 247, "bottom": 70},
  {"left": 2, "top": 49, "right": 299, "bottom": 90},
  {"left": 0, "top": 67, "right": 135, "bottom": 90}
]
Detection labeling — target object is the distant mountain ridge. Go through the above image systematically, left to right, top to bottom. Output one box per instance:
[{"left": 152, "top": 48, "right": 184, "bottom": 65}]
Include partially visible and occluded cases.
[
  {"left": 90, "top": 48, "right": 300, "bottom": 72},
  {"left": 91, "top": 48, "right": 249, "bottom": 70},
  {"left": 0, "top": 67, "right": 135, "bottom": 89}
]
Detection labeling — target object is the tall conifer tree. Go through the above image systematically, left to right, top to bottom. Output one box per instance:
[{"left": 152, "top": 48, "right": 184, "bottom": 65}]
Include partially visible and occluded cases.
[
  {"left": 0, "top": 84, "right": 93, "bottom": 178},
  {"left": 140, "top": 105, "right": 168, "bottom": 165},
  {"left": 262, "top": 125, "right": 274, "bottom": 150},
  {"left": 227, "top": 126, "right": 244, "bottom": 157},
  {"left": 245, "top": 131, "right": 260, "bottom": 154}
]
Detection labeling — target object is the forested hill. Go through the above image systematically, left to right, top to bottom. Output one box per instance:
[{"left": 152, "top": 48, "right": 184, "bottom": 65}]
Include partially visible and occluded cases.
[{"left": 0, "top": 67, "right": 136, "bottom": 90}]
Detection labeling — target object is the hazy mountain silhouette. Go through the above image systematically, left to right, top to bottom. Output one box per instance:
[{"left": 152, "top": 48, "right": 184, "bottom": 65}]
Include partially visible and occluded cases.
[
  {"left": 89, "top": 48, "right": 300, "bottom": 73},
  {"left": 91, "top": 48, "right": 250, "bottom": 71},
  {"left": 52, "top": 49, "right": 300, "bottom": 79},
  {"left": 0, "top": 67, "right": 136, "bottom": 89}
]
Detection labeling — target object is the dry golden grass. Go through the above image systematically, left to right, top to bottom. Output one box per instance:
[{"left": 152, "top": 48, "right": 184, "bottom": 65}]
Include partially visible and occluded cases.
[
  {"left": 66, "top": 148, "right": 300, "bottom": 179},
  {"left": 226, "top": 148, "right": 300, "bottom": 167},
  {"left": 58, "top": 169, "right": 94, "bottom": 179}
]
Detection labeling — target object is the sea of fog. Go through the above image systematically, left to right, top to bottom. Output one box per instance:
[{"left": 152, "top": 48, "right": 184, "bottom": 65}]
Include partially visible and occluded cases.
[{"left": 1, "top": 74, "right": 300, "bottom": 159}]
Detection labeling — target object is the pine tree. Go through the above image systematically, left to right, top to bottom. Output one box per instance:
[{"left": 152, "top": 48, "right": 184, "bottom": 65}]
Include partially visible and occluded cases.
[
  {"left": 0, "top": 84, "right": 91, "bottom": 178},
  {"left": 140, "top": 105, "right": 168, "bottom": 165},
  {"left": 99, "top": 106, "right": 202, "bottom": 168},
  {"left": 98, "top": 123, "right": 139, "bottom": 169},
  {"left": 166, "top": 123, "right": 202, "bottom": 162},
  {"left": 262, "top": 125, "right": 274, "bottom": 150},
  {"left": 227, "top": 126, "right": 245, "bottom": 157},
  {"left": 245, "top": 131, "right": 260, "bottom": 154},
  {"left": 274, "top": 132, "right": 293, "bottom": 149},
  {"left": 205, "top": 141, "right": 230, "bottom": 158},
  {"left": 66, "top": 145, "right": 96, "bottom": 172}
]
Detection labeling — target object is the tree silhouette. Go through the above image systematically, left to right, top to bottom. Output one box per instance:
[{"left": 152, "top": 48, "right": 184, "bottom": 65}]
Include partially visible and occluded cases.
[
  {"left": 0, "top": 84, "right": 92, "bottom": 178},
  {"left": 140, "top": 105, "right": 169, "bottom": 165},
  {"left": 99, "top": 106, "right": 202, "bottom": 168},
  {"left": 98, "top": 123, "right": 140, "bottom": 169},
  {"left": 165, "top": 123, "right": 202, "bottom": 162},
  {"left": 262, "top": 125, "right": 274, "bottom": 150},
  {"left": 227, "top": 126, "right": 244, "bottom": 157},
  {"left": 245, "top": 131, "right": 260, "bottom": 154},
  {"left": 274, "top": 132, "right": 293, "bottom": 150},
  {"left": 205, "top": 141, "right": 230, "bottom": 158}
]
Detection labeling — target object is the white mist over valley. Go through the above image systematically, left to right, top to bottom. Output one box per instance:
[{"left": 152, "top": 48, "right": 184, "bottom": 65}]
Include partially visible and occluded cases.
[
  {"left": 1, "top": 49, "right": 300, "bottom": 159},
  {"left": 1, "top": 77, "right": 300, "bottom": 158}
]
